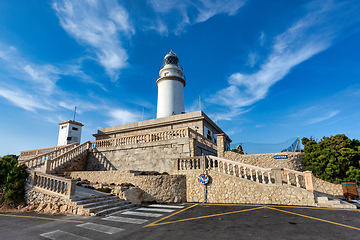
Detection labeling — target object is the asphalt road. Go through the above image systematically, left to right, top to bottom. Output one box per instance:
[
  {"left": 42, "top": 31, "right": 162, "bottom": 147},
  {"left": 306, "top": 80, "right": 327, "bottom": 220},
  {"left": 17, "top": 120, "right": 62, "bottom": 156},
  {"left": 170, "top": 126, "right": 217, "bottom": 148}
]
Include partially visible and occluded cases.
[{"left": 0, "top": 203, "right": 359, "bottom": 240}]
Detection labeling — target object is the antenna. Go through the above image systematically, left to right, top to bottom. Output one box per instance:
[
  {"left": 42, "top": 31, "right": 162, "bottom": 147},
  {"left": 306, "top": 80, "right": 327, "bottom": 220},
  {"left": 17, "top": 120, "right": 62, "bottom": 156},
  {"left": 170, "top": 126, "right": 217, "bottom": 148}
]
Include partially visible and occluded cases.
[
  {"left": 199, "top": 95, "right": 201, "bottom": 111},
  {"left": 73, "top": 106, "right": 77, "bottom": 121},
  {"left": 142, "top": 107, "right": 146, "bottom": 121}
]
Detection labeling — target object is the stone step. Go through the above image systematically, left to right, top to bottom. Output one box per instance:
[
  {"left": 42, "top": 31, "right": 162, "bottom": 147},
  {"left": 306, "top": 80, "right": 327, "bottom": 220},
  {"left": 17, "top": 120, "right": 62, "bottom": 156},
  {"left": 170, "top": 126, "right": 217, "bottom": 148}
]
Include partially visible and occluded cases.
[
  {"left": 72, "top": 195, "right": 114, "bottom": 205},
  {"left": 81, "top": 198, "right": 128, "bottom": 209},
  {"left": 86, "top": 200, "right": 131, "bottom": 213},
  {"left": 92, "top": 203, "right": 135, "bottom": 216},
  {"left": 316, "top": 203, "right": 356, "bottom": 209}
]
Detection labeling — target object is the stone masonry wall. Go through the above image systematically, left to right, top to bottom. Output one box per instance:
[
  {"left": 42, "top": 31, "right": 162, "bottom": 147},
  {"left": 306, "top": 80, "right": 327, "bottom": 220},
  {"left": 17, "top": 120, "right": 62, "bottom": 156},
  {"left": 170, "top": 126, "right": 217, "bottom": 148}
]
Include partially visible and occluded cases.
[
  {"left": 86, "top": 138, "right": 192, "bottom": 173},
  {"left": 224, "top": 151, "right": 305, "bottom": 171},
  {"left": 185, "top": 169, "right": 315, "bottom": 206},
  {"left": 64, "top": 171, "right": 186, "bottom": 203},
  {"left": 312, "top": 176, "right": 343, "bottom": 197},
  {"left": 24, "top": 189, "right": 85, "bottom": 215}
]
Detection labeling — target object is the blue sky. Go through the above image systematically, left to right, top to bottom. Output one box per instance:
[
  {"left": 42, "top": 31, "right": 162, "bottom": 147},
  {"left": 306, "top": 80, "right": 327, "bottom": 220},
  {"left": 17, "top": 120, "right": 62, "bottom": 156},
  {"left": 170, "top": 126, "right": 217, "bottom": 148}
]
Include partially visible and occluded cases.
[{"left": 1, "top": 0, "right": 360, "bottom": 156}]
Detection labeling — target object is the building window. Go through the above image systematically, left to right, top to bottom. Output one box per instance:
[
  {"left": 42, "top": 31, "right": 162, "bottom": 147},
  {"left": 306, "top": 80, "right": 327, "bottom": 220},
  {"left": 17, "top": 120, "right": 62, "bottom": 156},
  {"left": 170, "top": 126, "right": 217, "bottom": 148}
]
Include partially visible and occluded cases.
[
  {"left": 61, "top": 125, "right": 67, "bottom": 129},
  {"left": 72, "top": 127, "right": 79, "bottom": 131}
]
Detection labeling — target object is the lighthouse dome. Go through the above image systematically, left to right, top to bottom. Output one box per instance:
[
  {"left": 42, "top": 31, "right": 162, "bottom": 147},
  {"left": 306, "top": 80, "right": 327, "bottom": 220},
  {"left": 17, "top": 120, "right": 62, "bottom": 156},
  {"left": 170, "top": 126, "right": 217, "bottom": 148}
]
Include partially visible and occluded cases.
[{"left": 163, "top": 50, "right": 179, "bottom": 65}]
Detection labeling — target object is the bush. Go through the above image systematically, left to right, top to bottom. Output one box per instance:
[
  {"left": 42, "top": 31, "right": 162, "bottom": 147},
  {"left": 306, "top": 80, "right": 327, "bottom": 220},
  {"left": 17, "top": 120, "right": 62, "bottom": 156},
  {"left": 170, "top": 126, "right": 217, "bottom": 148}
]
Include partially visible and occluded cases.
[
  {"left": 302, "top": 134, "right": 360, "bottom": 184},
  {"left": 0, "top": 155, "right": 28, "bottom": 206}
]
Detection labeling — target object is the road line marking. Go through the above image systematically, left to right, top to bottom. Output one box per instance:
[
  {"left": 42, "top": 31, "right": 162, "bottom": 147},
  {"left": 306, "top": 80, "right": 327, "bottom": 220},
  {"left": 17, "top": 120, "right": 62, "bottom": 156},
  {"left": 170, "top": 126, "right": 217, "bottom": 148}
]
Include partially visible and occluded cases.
[
  {"left": 144, "top": 203, "right": 199, "bottom": 228},
  {"left": 148, "top": 204, "right": 185, "bottom": 209},
  {"left": 268, "top": 205, "right": 360, "bottom": 212},
  {"left": 145, "top": 206, "right": 266, "bottom": 227},
  {"left": 266, "top": 206, "right": 360, "bottom": 231},
  {"left": 137, "top": 207, "right": 175, "bottom": 213},
  {"left": 121, "top": 211, "right": 163, "bottom": 218},
  {"left": 0, "top": 213, "right": 84, "bottom": 223},
  {"left": 102, "top": 216, "right": 149, "bottom": 224},
  {"left": 76, "top": 222, "right": 124, "bottom": 234},
  {"left": 40, "top": 230, "right": 91, "bottom": 240}
]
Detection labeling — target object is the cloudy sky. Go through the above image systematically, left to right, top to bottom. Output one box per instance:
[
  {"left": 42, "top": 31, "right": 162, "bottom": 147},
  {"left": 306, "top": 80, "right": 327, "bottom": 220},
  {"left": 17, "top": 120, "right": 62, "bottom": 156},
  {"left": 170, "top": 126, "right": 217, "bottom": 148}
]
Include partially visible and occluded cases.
[{"left": 1, "top": 0, "right": 360, "bottom": 155}]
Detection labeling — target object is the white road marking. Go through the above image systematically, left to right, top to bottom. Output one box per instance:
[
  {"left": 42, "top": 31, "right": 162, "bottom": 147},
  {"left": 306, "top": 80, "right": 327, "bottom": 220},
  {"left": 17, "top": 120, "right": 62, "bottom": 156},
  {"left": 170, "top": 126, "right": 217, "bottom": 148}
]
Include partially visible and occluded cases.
[
  {"left": 148, "top": 204, "right": 185, "bottom": 209},
  {"left": 137, "top": 207, "right": 175, "bottom": 213},
  {"left": 121, "top": 211, "right": 163, "bottom": 218},
  {"left": 102, "top": 216, "right": 149, "bottom": 224},
  {"left": 76, "top": 222, "right": 124, "bottom": 235},
  {"left": 40, "top": 230, "right": 91, "bottom": 240}
]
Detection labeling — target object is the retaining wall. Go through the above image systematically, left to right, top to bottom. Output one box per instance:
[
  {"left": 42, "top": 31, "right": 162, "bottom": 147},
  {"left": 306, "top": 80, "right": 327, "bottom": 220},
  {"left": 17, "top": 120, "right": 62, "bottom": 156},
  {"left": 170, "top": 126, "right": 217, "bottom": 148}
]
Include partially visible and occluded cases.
[
  {"left": 224, "top": 151, "right": 304, "bottom": 171},
  {"left": 184, "top": 169, "right": 316, "bottom": 206},
  {"left": 64, "top": 171, "right": 186, "bottom": 203}
]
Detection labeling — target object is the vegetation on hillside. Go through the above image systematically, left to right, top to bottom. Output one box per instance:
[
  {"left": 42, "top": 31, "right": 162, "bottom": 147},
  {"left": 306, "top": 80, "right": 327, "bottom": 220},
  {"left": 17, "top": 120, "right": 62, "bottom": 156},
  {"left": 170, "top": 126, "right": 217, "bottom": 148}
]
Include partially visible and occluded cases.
[
  {"left": 302, "top": 134, "right": 360, "bottom": 184},
  {"left": 0, "top": 155, "right": 28, "bottom": 206}
]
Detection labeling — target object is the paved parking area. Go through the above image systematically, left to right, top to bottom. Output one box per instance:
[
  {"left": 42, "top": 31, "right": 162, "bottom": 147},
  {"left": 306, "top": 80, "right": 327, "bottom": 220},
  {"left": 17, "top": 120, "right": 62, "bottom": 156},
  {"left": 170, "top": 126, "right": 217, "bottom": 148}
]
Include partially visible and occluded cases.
[{"left": 1, "top": 204, "right": 359, "bottom": 239}]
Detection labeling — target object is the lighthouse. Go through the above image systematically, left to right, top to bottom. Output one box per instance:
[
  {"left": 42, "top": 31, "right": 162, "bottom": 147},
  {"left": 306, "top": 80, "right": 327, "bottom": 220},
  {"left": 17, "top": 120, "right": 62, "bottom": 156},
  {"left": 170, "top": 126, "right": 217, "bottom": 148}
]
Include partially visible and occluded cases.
[{"left": 156, "top": 50, "right": 186, "bottom": 118}]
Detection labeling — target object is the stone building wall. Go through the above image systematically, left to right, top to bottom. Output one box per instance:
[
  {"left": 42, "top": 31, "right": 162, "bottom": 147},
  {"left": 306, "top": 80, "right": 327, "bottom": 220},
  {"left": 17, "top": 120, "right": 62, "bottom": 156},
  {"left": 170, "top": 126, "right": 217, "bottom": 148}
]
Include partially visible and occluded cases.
[
  {"left": 86, "top": 138, "right": 193, "bottom": 173},
  {"left": 224, "top": 151, "right": 305, "bottom": 171},
  {"left": 185, "top": 169, "right": 316, "bottom": 206},
  {"left": 64, "top": 171, "right": 186, "bottom": 203}
]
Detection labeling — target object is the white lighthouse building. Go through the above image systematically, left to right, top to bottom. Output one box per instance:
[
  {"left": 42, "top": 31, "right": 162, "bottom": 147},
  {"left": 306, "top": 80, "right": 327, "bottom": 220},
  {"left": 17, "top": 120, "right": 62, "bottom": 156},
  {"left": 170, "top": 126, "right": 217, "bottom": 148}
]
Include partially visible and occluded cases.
[
  {"left": 156, "top": 50, "right": 186, "bottom": 118},
  {"left": 57, "top": 120, "right": 83, "bottom": 146}
]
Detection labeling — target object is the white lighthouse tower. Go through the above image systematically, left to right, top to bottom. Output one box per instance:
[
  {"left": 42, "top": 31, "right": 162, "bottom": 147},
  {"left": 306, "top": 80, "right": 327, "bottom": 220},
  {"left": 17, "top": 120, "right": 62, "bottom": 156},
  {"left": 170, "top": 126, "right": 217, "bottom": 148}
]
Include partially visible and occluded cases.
[{"left": 156, "top": 50, "right": 186, "bottom": 118}]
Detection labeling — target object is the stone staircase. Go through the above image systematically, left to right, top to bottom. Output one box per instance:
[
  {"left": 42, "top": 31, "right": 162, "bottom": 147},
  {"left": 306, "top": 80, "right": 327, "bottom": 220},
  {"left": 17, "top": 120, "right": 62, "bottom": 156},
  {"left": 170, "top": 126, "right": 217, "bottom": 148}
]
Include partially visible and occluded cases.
[
  {"left": 72, "top": 194, "right": 135, "bottom": 216},
  {"left": 315, "top": 195, "right": 356, "bottom": 209}
]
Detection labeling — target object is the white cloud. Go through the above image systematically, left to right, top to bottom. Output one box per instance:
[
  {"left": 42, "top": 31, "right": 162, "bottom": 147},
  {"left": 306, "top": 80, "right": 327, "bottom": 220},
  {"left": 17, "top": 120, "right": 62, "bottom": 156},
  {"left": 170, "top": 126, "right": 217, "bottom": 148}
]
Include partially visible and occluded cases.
[
  {"left": 53, "top": 0, "right": 134, "bottom": 80},
  {"left": 148, "top": 0, "right": 245, "bottom": 34},
  {"left": 209, "top": 0, "right": 359, "bottom": 115},
  {"left": 0, "top": 88, "right": 50, "bottom": 112},
  {"left": 107, "top": 108, "right": 140, "bottom": 126},
  {"left": 307, "top": 110, "right": 340, "bottom": 124}
]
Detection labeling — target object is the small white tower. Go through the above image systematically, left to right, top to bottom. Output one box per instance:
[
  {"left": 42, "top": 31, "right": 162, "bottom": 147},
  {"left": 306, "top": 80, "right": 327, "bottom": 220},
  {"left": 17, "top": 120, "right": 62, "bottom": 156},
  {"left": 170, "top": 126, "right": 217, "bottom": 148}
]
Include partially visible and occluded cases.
[
  {"left": 156, "top": 50, "right": 186, "bottom": 118},
  {"left": 57, "top": 120, "right": 83, "bottom": 146}
]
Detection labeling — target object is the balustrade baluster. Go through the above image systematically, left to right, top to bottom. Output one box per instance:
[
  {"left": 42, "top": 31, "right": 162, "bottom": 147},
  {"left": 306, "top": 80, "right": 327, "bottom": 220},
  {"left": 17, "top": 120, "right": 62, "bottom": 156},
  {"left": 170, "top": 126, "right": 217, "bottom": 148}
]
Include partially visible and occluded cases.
[
  {"left": 222, "top": 161, "right": 226, "bottom": 173},
  {"left": 227, "top": 163, "right": 230, "bottom": 174},
  {"left": 238, "top": 166, "right": 242, "bottom": 178},
  {"left": 243, "top": 167, "right": 247, "bottom": 179},
  {"left": 250, "top": 169, "right": 253, "bottom": 181},
  {"left": 255, "top": 170, "right": 259, "bottom": 182},
  {"left": 261, "top": 171, "right": 265, "bottom": 183},
  {"left": 268, "top": 171, "right": 272, "bottom": 184},
  {"left": 287, "top": 173, "right": 291, "bottom": 185},
  {"left": 295, "top": 174, "right": 300, "bottom": 187}
]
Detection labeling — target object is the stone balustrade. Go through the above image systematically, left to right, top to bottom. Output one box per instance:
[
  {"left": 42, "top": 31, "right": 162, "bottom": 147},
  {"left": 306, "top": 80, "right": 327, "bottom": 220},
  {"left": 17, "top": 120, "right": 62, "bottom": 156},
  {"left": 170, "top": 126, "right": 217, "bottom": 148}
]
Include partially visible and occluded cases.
[
  {"left": 91, "top": 128, "right": 189, "bottom": 149},
  {"left": 44, "top": 141, "right": 90, "bottom": 173},
  {"left": 19, "top": 143, "right": 78, "bottom": 162},
  {"left": 21, "top": 144, "right": 79, "bottom": 169},
  {"left": 177, "top": 156, "right": 314, "bottom": 192},
  {"left": 27, "top": 171, "right": 76, "bottom": 199}
]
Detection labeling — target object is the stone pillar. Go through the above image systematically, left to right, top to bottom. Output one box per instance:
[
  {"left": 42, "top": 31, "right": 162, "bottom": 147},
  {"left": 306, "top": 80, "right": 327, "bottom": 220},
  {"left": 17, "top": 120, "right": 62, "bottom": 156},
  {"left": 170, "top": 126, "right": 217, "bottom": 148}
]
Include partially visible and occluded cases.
[
  {"left": 216, "top": 133, "right": 226, "bottom": 158},
  {"left": 189, "top": 138, "right": 197, "bottom": 157},
  {"left": 43, "top": 160, "right": 51, "bottom": 174},
  {"left": 271, "top": 168, "right": 282, "bottom": 185},
  {"left": 28, "top": 171, "right": 37, "bottom": 187},
  {"left": 304, "top": 171, "right": 314, "bottom": 192},
  {"left": 67, "top": 179, "right": 77, "bottom": 199}
]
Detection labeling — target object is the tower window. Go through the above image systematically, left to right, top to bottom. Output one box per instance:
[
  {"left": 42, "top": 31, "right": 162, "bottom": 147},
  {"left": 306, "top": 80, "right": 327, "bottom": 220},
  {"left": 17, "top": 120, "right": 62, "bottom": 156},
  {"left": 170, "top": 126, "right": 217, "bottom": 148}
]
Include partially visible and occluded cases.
[{"left": 72, "top": 127, "right": 79, "bottom": 131}]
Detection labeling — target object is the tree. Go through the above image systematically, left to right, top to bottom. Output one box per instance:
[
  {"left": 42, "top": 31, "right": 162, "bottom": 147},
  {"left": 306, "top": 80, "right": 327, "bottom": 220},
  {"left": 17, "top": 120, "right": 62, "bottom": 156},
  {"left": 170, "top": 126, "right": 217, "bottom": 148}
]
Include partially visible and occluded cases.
[
  {"left": 302, "top": 134, "right": 360, "bottom": 184},
  {"left": 0, "top": 155, "right": 28, "bottom": 205}
]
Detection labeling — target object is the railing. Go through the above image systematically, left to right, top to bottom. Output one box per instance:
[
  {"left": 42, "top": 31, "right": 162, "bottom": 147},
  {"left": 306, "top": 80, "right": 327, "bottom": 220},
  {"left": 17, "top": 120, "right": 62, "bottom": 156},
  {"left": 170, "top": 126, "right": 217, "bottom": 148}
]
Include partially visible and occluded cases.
[
  {"left": 91, "top": 128, "right": 189, "bottom": 148},
  {"left": 188, "top": 128, "right": 217, "bottom": 150},
  {"left": 44, "top": 141, "right": 90, "bottom": 173},
  {"left": 19, "top": 143, "right": 78, "bottom": 161},
  {"left": 21, "top": 144, "right": 79, "bottom": 169},
  {"left": 176, "top": 156, "right": 314, "bottom": 191},
  {"left": 177, "top": 156, "right": 273, "bottom": 184},
  {"left": 27, "top": 170, "right": 76, "bottom": 199}
]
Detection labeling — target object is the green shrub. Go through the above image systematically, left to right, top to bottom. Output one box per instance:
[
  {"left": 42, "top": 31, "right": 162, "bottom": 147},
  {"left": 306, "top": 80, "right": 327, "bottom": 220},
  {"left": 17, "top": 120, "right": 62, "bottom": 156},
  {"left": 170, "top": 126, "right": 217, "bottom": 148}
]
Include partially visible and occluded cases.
[
  {"left": 302, "top": 134, "right": 360, "bottom": 184},
  {"left": 0, "top": 155, "right": 28, "bottom": 206}
]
